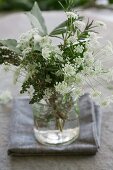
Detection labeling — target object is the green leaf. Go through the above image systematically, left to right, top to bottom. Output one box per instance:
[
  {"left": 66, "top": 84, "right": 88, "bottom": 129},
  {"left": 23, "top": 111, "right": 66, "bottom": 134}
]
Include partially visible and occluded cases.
[
  {"left": 27, "top": 2, "right": 47, "bottom": 35},
  {"left": 26, "top": 13, "right": 44, "bottom": 36},
  {"left": 50, "top": 16, "right": 85, "bottom": 36},
  {"left": 50, "top": 20, "right": 68, "bottom": 36},
  {"left": 50, "top": 27, "right": 67, "bottom": 36},
  {"left": 0, "top": 39, "right": 20, "bottom": 54},
  {"left": 0, "top": 39, "right": 17, "bottom": 48}
]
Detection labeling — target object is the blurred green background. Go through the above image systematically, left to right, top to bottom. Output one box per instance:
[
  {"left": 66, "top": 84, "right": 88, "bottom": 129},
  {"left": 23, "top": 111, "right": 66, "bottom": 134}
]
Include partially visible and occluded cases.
[{"left": 0, "top": 0, "right": 112, "bottom": 11}]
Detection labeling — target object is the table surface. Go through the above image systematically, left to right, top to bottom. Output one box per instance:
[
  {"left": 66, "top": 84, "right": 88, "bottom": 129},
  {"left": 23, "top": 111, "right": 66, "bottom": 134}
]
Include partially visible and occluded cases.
[{"left": 0, "top": 8, "right": 113, "bottom": 170}]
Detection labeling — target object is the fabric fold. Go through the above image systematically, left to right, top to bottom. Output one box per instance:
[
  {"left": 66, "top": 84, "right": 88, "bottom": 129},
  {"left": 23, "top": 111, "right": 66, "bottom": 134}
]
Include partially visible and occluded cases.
[{"left": 8, "top": 94, "right": 102, "bottom": 156}]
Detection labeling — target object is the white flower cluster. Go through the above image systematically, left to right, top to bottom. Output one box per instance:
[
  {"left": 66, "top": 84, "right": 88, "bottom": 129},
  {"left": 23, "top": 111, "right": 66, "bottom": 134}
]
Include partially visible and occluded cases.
[
  {"left": 15, "top": 10, "right": 113, "bottom": 106},
  {"left": 66, "top": 12, "right": 78, "bottom": 19},
  {"left": 54, "top": 20, "right": 113, "bottom": 104},
  {"left": 17, "top": 28, "right": 40, "bottom": 50},
  {"left": 17, "top": 28, "right": 42, "bottom": 57},
  {"left": 17, "top": 29, "right": 63, "bottom": 61},
  {"left": 67, "top": 34, "right": 78, "bottom": 45},
  {"left": 39, "top": 35, "right": 52, "bottom": 48},
  {"left": 40, "top": 36, "right": 63, "bottom": 61},
  {"left": 75, "top": 45, "right": 84, "bottom": 53},
  {"left": 42, "top": 47, "right": 52, "bottom": 60},
  {"left": 63, "top": 63, "right": 76, "bottom": 77},
  {"left": 55, "top": 65, "right": 84, "bottom": 98},
  {"left": 55, "top": 81, "right": 72, "bottom": 95},
  {"left": 0, "top": 90, "right": 12, "bottom": 104}
]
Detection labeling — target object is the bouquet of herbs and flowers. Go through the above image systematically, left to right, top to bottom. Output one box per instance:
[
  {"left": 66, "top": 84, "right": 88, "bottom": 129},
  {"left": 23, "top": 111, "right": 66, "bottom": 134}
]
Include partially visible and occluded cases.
[{"left": 0, "top": 0, "right": 113, "bottom": 132}]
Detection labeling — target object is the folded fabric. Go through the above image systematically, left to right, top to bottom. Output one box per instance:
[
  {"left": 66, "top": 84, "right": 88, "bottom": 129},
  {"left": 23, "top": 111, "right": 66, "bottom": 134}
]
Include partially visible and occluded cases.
[{"left": 8, "top": 94, "right": 101, "bottom": 156}]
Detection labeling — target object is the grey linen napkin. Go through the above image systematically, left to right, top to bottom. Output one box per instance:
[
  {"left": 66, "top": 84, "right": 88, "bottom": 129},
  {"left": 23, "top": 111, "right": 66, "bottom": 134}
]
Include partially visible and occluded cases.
[{"left": 8, "top": 93, "right": 101, "bottom": 156}]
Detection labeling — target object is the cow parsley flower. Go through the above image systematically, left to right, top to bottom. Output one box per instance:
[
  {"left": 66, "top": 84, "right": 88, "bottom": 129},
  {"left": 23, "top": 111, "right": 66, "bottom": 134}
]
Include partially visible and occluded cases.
[
  {"left": 1, "top": 2, "right": 113, "bottom": 109},
  {"left": 66, "top": 12, "right": 78, "bottom": 19},
  {"left": 17, "top": 28, "right": 39, "bottom": 51},
  {"left": 67, "top": 35, "right": 78, "bottom": 45},
  {"left": 39, "top": 36, "right": 52, "bottom": 48},
  {"left": 42, "top": 45, "right": 63, "bottom": 61},
  {"left": 75, "top": 45, "right": 84, "bottom": 53},
  {"left": 52, "top": 46, "right": 63, "bottom": 61},
  {"left": 22, "top": 47, "right": 32, "bottom": 57},
  {"left": 42, "top": 47, "right": 52, "bottom": 60},
  {"left": 75, "top": 57, "right": 84, "bottom": 67},
  {"left": 63, "top": 63, "right": 76, "bottom": 77},
  {"left": 75, "top": 73, "right": 83, "bottom": 84},
  {"left": 55, "top": 81, "right": 71, "bottom": 95},
  {"left": 73, "top": 86, "right": 83, "bottom": 98},
  {"left": 0, "top": 90, "right": 12, "bottom": 104}
]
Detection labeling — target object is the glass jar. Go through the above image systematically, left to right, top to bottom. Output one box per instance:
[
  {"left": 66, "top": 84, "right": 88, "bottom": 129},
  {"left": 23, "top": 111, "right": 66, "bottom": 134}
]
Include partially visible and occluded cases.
[{"left": 32, "top": 93, "right": 79, "bottom": 146}]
